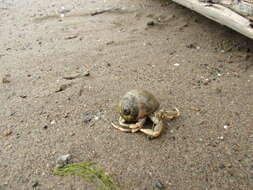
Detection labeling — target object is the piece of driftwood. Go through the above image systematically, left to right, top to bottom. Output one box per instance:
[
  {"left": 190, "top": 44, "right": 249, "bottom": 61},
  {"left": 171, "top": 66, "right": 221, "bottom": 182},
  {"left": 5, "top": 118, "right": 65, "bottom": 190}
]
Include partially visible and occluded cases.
[{"left": 172, "top": 0, "right": 253, "bottom": 39}]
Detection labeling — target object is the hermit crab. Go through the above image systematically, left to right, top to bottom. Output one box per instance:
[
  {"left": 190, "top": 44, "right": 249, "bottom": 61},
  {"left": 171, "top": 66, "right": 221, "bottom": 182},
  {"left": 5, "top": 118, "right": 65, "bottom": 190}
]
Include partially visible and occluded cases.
[{"left": 111, "top": 89, "right": 180, "bottom": 138}]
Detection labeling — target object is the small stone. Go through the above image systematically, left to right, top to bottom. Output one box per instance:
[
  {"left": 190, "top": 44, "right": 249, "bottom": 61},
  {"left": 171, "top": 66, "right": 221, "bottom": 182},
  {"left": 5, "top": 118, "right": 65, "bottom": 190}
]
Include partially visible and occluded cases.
[
  {"left": 147, "top": 21, "right": 155, "bottom": 26},
  {"left": 64, "top": 35, "right": 78, "bottom": 40},
  {"left": 106, "top": 41, "right": 114, "bottom": 45},
  {"left": 143, "top": 42, "right": 152, "bottom": 46},
  {"left": 186, "top": 43, "right": 196, "bottom": 49},
  {"left": 174, "top": 63, "right": 180, "bottom": 66},
  {"left": 83, "top": 70, "right": 90, "bottom": 76},
  {"left": 2, "top": 74, "right": 11, "bottom": 83},
  {"left": 203, "top": 79, "right": 209, "bottom": 85},
  {"left": 55, "top": 83, "right": 72, "bottom": 92},
  {"left": 56, "top": 84, "right": 68, "bottom": 92},
  {"left": 19, "top": 95, "right": 27, "bottom": 98},
  {"left": 191, "top": 106, "right": 201, "bottom": 111},
  {"left": 9, "top": 112, "right": 16, "bottom": 116},
  {"left": 63, "top": 112, "right": 69, "bottom": 118},
  {"left": 83, "top": 112, "right": 94, "bottom": 124},
  {"left": 50, "top": 120, "right": 56, "bottom": 125},
  {"left": 43, "top": 125, "right": 48, "bottom": 129},
  {"left": 224, "top": 125, "right": 229, "bottom": 129},
  {"left": 3, "top": 131, "right": 13, "bottom": 137},
  {"left": 71, "top": 132, "right": 75, "bottom": 136},
  {"left": 16, "top": 133, "right": 21, "bottom": 139},
  {"left": 56, "top": 154, "right": 72, "bottom": 168},
  {"left": 219, "top": 163, "right": 226, "bottom": 169},
  {"left": 154, "top": 180, "right": 165, "bottom": 190},
  {"left": 32, "top": 181, "right": 39, "bottom": 188}
]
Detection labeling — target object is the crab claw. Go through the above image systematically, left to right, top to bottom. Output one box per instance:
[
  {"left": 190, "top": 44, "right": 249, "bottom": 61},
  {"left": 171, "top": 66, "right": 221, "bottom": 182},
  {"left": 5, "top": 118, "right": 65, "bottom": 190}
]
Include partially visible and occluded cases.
[{"left": 139, "top": 116, "right": 163, "bottom": 138}]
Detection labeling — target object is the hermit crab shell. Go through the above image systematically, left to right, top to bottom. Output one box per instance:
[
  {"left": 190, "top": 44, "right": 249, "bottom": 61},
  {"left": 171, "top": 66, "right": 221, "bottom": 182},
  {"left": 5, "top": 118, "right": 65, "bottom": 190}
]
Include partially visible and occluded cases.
[{"left": 118, "top": 89, "right": 160, "bottom": 122}]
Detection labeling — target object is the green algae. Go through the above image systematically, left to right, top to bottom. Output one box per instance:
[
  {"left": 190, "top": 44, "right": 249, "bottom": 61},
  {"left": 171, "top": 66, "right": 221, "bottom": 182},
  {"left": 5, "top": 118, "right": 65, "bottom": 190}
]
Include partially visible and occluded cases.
[{"left": 53, "top": 162, "right": 118, "bottom": 190}]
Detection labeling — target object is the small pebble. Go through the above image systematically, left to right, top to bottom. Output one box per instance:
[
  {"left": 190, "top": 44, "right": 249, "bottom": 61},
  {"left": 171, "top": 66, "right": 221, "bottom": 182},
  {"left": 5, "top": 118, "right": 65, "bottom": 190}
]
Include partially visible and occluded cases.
[
  {"left": 147, "top": 21, "right": 155, "bottom": 26},
  {"left": 64, "top": 35, "right": 78, "bottom": 40},
  {"left": 106, "top": 41, "right": 114, "bottom": 45},
  {"left": 186, "top": 43, "right": 197, "bottom": 49},
  {"left": 174, "top": 63, "right": 180, "bottom": 66},
  {"left": 83, "top": 70, "right": 90, "bottom": 76},
  {"left": 2, "top": 75, "right": 11, "bottom": 83},
  {"left": 55, "top": 84, "right": 69, "bottom": 92},
  {"left": 191, "top": 106, "right": 201, "bottom": 111},
  {"left": 9, "top": 112, "right": 16, "bottom": 116},
  {"left": 63, "top": 112, "right": 69, "bottom": 118},
  {"left": 83, "top": 112, "right": 93, "bottom": 124},
  {"left": 43, "top": 125, "right": 48, "bottom": 129},
  {"left": 3, "top": 131, "right": 13, "bottom": 137},
  {"left": 16, "top": 133, "right": 21, "bottom": 139},
  {"left": 56, "top": 154, "right": 72, "bottom": 168},
  {"left": 219, "top": 163, "right": 226, "bottom": 169},
  {"left": 154, "top": 179, "right": 165, "bottom": 190},
  {"left": 32, "top": 181, "right": 39, "bottom": 188}
]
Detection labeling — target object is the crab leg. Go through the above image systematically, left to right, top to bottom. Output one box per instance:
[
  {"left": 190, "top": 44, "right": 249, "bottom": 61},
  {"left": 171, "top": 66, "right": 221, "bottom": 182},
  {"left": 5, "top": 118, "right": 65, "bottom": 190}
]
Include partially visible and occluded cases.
[
  {"left": 161, "top": 107, "right": 180, "bottom": 119},
  {"left": 139, "top": 115, "right": 163, "bottom": 138},
  {"left": 118, "top": 116, "right": 132, "bottom": 127},
  {"left": 119, "top": 116, "right": 146, "bottom": 129},
  {"left": 112, "top": 117, "right": 146, "bottom": 133},
  {"left": 118, "top": 117, "right": 141, "bottom": 132},
  {"left": 129, "top": 118, "right": 146, "bottom": 129},
  {"left": 111, "top": 122, "right": 132, "bottom": 132}
]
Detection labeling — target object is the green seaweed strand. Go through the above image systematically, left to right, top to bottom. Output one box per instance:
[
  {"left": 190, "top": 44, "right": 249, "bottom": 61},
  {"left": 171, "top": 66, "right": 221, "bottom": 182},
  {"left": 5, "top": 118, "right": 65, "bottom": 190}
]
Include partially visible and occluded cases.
[{"left": 53, "top": 162, "right": 118, "bottom": 190}]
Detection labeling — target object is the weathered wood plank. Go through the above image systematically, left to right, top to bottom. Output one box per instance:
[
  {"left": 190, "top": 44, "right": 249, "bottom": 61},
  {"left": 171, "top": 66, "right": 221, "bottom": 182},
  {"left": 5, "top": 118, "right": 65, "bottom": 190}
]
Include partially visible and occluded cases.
[{"left": 172, "top": 0, "right": 253, "bottom": 39}]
